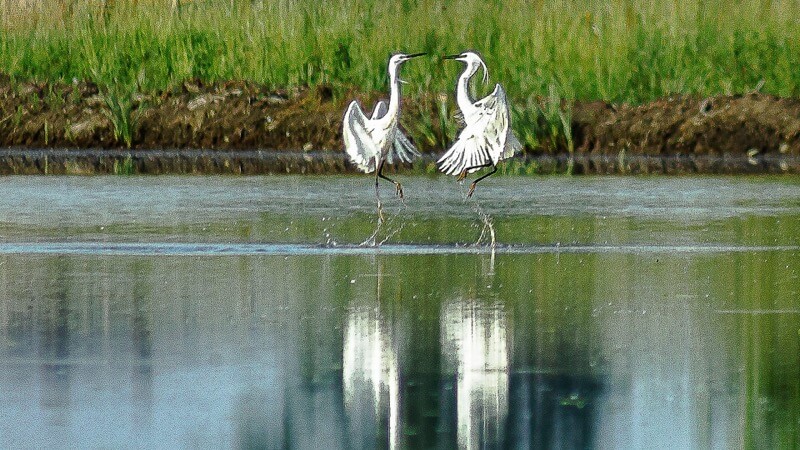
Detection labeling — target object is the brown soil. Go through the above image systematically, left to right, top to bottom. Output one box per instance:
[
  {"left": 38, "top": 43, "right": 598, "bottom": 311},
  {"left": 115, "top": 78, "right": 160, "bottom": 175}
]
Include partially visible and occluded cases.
[
  {"left": 0, "top": 76, "right": 799, "bottom": 173},
  {"left": 572, "top": 94, "right": 800, "bottom": 159}
]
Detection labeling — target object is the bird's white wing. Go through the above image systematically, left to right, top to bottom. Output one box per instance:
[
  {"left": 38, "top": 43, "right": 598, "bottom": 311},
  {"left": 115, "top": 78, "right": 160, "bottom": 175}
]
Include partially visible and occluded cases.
[
  {"left": 437, "top": 84, "right": 516, "bottom": 175},
  {"left": 474, "top": 84, "right": 520, "bottom": 164},
  {"left": 494, "top": 85, "right": 522, "bottom": 159},
  {"left": 371, "top": 100, "right": 388, "bottom": 120},
  {"left": 343, "top": 101, "right": 378, "bottom": 173},
  {"left": 436, "top": 120, "right": 494, "bottom": 175},
  {"left": 388, "top": 128, "right": 421, "bottom": 164}
]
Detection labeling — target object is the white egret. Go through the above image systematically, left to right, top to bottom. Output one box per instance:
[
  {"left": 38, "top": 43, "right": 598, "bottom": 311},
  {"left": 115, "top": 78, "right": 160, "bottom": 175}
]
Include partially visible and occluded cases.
[
  {"left": 437, "top": 51, "right": 522, "bottom": 198},
  {"left": 343, "top": 52, "right": 426, "bottom": 220}
]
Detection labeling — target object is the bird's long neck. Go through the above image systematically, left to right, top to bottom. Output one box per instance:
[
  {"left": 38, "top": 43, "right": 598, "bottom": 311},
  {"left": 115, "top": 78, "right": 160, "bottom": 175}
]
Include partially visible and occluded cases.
[
  {"left": 456, "top": 66, "right": 478, "bottom": 117},
  {"left": 386, "top": 70, "right": 402, "bottom": 123}
]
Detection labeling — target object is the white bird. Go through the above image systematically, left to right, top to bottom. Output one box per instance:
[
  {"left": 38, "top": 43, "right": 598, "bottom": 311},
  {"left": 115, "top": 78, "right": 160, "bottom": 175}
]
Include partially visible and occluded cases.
[
  {"left": 437, "top": 51, "right": 522, "bottom": 198},
  {"left": 342, "top": 52, "right": 425, "bottom": 220}
]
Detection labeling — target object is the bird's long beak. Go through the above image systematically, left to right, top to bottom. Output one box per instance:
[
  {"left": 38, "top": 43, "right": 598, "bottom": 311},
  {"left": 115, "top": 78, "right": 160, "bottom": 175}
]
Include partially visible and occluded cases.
[
  {"left": 404, "top": 52, "right": 427, "bottom": 59},
  {"left": 442, "top": 54, "right": 461, "bottom": 60}
]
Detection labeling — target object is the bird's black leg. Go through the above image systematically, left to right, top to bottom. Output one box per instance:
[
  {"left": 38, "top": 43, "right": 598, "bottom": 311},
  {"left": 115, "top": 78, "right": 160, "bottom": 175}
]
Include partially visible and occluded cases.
[
  {"left": 377, "top": 159, "right": 404, "bottom": 199},
  {"left": 374, "top": 162, "right": 384, "bottom": 223},
  {"left": 457, "top": 162, "right": 494, "bottom": 182},
  {"left": 467, "top": 164, "right": 497, "bottom": 198}
]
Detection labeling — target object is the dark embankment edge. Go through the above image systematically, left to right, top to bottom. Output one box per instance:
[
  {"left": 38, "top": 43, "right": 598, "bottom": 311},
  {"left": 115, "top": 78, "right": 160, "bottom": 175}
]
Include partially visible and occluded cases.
[
  {"left": 3, "top": 79, "right": 800, "bottom": 174},
  {"left": 1, "top": 149, "right": 798, "bottom": 175}
]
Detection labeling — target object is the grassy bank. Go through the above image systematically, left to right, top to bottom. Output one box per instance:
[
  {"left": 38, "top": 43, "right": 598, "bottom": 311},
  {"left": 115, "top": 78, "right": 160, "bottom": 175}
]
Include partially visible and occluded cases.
[
  {"left": 0, "top": 0, "right": 800, "bottom": 103},
  {"left": 2, "top": 0, "right": 800, "bottom": 152},
  {"left": 2, "top": 0, "right": 799, "bottom": 101}
]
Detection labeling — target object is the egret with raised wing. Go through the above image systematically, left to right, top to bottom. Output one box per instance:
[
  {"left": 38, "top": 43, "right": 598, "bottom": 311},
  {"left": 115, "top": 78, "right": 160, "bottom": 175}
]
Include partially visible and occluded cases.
[
  {"left": 438, "top": 51, "right": 522, "bottom": 198},
  {"left": 343, "top": 52, "right": 426, "bottom": 221}
]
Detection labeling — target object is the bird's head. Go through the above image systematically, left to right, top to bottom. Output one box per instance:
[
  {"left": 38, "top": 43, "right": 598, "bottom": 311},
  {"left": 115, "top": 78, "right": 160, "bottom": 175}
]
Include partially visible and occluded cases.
[
  {"left": 443, "top": 51, "right": 489, "bottom": 84},
  {"left": 388, "top": 52, "right": 426, "bottom": 84}
]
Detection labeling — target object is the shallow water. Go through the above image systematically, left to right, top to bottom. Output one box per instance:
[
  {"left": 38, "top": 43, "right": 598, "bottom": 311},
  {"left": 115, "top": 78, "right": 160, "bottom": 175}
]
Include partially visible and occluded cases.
[{"left": 0, "top": 176, "right": 799, "bottom": 448}]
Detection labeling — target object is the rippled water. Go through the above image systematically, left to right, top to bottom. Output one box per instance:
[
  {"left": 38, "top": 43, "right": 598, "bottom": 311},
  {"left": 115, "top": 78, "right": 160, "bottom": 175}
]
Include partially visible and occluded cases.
[{"left": 0, "top": 176, "right": 798, "bottom": 448}]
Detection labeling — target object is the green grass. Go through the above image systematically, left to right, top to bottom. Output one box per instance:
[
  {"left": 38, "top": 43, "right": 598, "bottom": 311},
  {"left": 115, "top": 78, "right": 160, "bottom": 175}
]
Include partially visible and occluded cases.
[
  {"left": 2, "top": 0, "right": 800, "bottom": 151},
  {"left": 3, "top": 0, "right": 799, "bottom": 100}
]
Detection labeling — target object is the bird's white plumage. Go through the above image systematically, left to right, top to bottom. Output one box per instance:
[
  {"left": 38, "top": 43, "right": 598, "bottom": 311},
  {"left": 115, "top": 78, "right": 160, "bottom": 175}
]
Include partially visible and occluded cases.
[
  {"left": 437, "top": 53, "right": 521, "bottom": 176},
  {"left": 342, "top": 56, "right": 421, "bottom": 174},
  {"left": 343, "top": 100, "right": 420, "bottom": 173},
  {"left": 371, "top": 100, "right": 388, "bottom": 120},
  {"left": 343, "top": 101, "right": 379, "bottom": 172}
]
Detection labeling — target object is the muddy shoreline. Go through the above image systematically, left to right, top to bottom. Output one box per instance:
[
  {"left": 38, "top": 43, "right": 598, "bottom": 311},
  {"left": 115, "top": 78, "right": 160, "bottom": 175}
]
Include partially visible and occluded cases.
[{"left": 1, "top": 78, "right": 799, "bottom": 174}]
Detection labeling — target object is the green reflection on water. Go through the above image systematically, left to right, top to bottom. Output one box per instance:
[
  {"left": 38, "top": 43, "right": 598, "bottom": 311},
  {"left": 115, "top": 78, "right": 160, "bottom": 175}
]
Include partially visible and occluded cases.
[
  {"left": 4, "top": 211, "right": 798, "bottom": 249},
  {"left": 0, "top": 249, "right": 798, "bottom": 448}
]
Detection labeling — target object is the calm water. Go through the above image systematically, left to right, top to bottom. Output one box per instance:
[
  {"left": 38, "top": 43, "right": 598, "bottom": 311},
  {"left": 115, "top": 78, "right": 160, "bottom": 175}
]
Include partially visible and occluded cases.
[{"left": 0, "top": 176, "right": 799, "bottom": 449}]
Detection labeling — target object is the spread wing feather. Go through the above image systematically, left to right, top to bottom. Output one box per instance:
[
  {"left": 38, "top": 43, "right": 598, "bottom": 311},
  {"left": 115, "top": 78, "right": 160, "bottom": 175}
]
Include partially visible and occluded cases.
[
  {"left": 437, "top": 84, "right": 520, "bottom": 175},
  {"left": 344, "top": 99, "right": 421, "bottom": 172},
  {"left": 371, "top": 100, "right": 388, "bottom": 120},
  {"left": 343, "top": 101, "right": 378, "bottom": 173},
  {"left": 389, "top": 128, "right": 421, "bottom": 164}
]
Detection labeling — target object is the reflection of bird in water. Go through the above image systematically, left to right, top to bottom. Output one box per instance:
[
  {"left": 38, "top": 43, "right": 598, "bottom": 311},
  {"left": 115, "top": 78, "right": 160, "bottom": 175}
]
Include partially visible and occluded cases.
[
  {"left": 438, "top": 51, "right": 522, "bottom": 198},
  {"left": 343, "top": 52, "right": 426, "bottom": 222},
  {"left": 342, "top": 259, "right": 400, "bottom": 448},
  {"left": 441, "top": 297, "right": 509, "bottom": 448}
]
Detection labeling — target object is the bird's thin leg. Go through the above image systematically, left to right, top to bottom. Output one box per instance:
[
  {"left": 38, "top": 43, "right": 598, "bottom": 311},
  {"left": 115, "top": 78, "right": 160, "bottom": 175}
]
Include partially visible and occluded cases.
[
  {"left": 377, "top": 160, "right": 404, "bottom": 199},
  {"left": 458, "top": 162, "right": 494, "bottom": 182},
  {"left": 375, "top": 163, "right": 385, "bottom": 223},
  {"left": 467, "top": 165, "right": 497, "bottom": 198}
]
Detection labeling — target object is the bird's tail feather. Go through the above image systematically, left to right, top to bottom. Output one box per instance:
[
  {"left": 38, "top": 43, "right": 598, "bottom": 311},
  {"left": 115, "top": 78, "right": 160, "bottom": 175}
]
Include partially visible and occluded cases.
[
  {"left": 437, "top": 137, "right": 492, "bottom": 176},
  {"left": 437, "top": 140, "right": 467, "bottom": 175},
  {"left": 349, "top": 154, "right": 376, "bottom": 173}
]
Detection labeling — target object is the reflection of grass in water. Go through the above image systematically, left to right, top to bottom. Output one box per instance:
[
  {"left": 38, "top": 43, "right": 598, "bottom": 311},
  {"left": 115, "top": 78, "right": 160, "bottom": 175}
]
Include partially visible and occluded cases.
[
  {"left": 113, "top": 155, "right": 135, "bottom": 175},
  {"left": 410, "top": 159, "right": 547, "bottom": 176},
  {"left": 707, "top": 243, "right": 800, "bottom": 448},
  {"left": 740, "top": 252, "right": 800, "bottom": 447}
]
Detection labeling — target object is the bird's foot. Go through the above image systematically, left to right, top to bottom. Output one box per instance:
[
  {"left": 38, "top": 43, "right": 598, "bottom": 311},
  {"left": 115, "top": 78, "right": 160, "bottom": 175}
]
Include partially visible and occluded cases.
[
  {"left": 456, "top": 170, "right": 467, "bottom": 182},
  {"left": 395, "top": 182, "right": 404, "bottom": 199},
  {"left": 467, "top": 182, "right": 477, "bottom": 199}
]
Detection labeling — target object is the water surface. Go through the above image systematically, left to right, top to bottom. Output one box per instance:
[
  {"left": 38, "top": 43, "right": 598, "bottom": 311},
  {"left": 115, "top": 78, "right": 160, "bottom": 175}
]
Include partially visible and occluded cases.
[{"left": 0, "top": 176, "right": 798, "bottom": 448}]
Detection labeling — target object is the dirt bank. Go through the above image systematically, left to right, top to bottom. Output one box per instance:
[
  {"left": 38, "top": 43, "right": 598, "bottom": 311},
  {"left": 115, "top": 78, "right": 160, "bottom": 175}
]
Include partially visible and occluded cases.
[{"left": 0, "top": 76, "right": 799, "bottom": 174}]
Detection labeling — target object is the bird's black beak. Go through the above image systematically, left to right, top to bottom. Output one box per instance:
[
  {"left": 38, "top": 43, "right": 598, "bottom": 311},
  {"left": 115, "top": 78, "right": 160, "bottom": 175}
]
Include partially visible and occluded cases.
[
  {"left": 405, "top": 52, "right": 427, "bottom": 59},
  {"left": 442, "top": 54, "right": 461, "bottom": 60}
]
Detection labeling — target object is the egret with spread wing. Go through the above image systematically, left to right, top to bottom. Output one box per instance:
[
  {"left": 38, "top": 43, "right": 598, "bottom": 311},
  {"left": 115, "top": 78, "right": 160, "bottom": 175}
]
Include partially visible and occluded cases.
[
  {"left": 437, "top": 51, "right": 521, "bottom": 198},
  {"left": 343, "top": 52, "right": 425, "bottom": 221}
]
